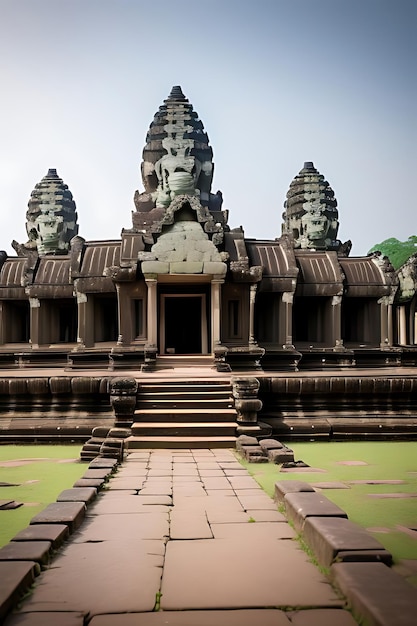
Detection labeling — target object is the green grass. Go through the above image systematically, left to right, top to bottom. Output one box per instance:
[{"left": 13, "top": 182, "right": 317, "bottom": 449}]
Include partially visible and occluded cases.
[
  {"left": 239, "top": 441, "right": 417, "bottom": 567},
  {"left": 0, "top": 445, "right": 85, "bottom": 547}
]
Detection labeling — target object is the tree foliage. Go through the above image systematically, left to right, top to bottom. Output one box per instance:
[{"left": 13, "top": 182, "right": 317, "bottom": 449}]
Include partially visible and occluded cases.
[{"left": 368, "top": 236, "right": 417, "bottom": 270}]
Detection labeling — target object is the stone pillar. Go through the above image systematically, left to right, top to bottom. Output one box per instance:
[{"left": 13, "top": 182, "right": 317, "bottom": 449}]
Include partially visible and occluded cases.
[
  {"left": 145, "top": 277, "right": 158, "bottom": 348},
  {"left": 211, "top": 278, "right": 224, "bottom": 351},
  {"left": 249, "top": 284, "right": 257, "bottom": 346},
  {"left": 76, "top": 291, "right": 94, "bottom": 349},
  {"left": 280, "top": 291, "right": 295, "bottom": 348},
  {"left": 331, "top": 295, "right": 343, "bottom": 348},
  {"left": 379, "top": 296, "right": 391, "bottom": 348},
  {"left": 29, "top": 297, "right": 40, "bottom": 348},
  {"left": 0, "top": 302, "right": 5, "bottom": 345},
  {"left": 398, "top": 306, "right": 407, "bottom": 345}
]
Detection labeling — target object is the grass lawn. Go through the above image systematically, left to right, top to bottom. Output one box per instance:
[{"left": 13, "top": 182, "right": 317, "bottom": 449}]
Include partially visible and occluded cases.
[
  {"left": 240, "top": 441, "right": 417, "bottom": 582},
  {"left": 0, "top": 445, "right": 85, "bottom": 547}
]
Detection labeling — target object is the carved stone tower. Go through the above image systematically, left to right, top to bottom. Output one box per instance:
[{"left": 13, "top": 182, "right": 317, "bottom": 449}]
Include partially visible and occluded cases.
[
  {"left": 282, "top": 161, "right": 341, "bottom": 251},
  {"left": 19, "top": 168, "right": 78, "bottom": 256}
]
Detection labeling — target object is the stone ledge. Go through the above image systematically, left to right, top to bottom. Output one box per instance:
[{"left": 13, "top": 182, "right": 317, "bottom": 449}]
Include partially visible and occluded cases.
[
  {"left": 274, "top": 480, "right": 315, "bottom": 503},
  {"left": 283, "top": 492, "right": 348, "bottom": 532},
  {"left": 29, "top": 501, "right": 86, "bottom": 533},
  {"left": 303, "top": 516, "right": 392, "bottom": 567},
  {"left": 11, "top": 524, "right": 69, "bottom": 549},
  {"left": 0, "top": 541, "right": 52, "bottom": 567},
  {"left": 0, "top": 561, "right": 37, "bottom": 622},
  {"left": 331, "top": 562, "right": 417, "bottom": 626}
]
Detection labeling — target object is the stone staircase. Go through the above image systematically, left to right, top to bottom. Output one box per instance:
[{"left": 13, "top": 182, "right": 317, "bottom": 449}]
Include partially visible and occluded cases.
[{"left": 126, "top": 379, "right": 238, "bottom": 448}]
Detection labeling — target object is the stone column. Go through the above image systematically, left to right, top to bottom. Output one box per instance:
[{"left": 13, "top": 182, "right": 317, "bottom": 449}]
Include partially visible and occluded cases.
[
  {"left": 145, "top": 277, "right": 158, "bottom": 348},
  {"left": 211, "top": 278, "right": 224, "bottom": 351},
  {"left": 249, "top": 284, "right": 257, "bottom": 346},
  {"left": 280, "top": 291, "right": 295, "bottom": 348},
  {"left": 76, "top": 292, "right": 94, "bottom": 349},
  {"left": 331, "top": 295, "right": 343, "bottom": 348},
  {"left": 379, "top": 296, "right": 390, "bottom": 348},
  {"left": 29, "top": 297, "right": 40, "bottom": 348},
  {"left": 0, "top": 302, "right": 5, "bottom": 345},
  {"left": 398, "top": 306, "right": 407, "bottom": 345}
]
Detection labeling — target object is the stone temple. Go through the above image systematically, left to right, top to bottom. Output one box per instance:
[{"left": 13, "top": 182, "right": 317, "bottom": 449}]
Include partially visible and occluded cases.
[{"left": 0, "top": 86, "right": 416, "bottom": 444}]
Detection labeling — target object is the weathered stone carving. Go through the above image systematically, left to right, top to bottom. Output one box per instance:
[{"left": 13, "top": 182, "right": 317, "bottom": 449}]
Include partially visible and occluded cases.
[
  {"left": 134, "top": 86, "right": 216, "bottom": 212},
  {"left": 282, "top": 162, "right": 346, "bottom": 252},
  {"left": 19, "top": 169, "right": 78, "bottom": 256},
  {"left": 397, "top": 254, "right": 417, "bottom": 302},
  {"left": 109, "top": 377, "right": 138, "bottom": 427},
  {"left": 232, "top": 377, "right": 263, "bottom": 423}
]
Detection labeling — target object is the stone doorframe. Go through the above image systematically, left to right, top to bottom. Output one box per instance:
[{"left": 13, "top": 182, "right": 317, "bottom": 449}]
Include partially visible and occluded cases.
[
  {"left": 144, "top": 275, "right": 224, "bottom": 355},
  {"left": 160, "top": 293, "right": 208, "bottom": 354}
]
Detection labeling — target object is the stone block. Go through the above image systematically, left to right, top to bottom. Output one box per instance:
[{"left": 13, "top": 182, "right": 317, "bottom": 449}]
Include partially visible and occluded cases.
[
  {"left": 141, "top": 261, "right": 169, "bottom": 274},
  {"left": 169, "top": 261, "right": 203, "bottom": 274},
  {"left": 203, "top": 261, "right": 227, "bottom": 275},
  {"left": 259, "top": 438, "right": 284, "bottom": 451},
  {"left": 268, "top": 449, "right": 295, "bottom": 464},
  {"left": 89, "top": 458, "right": 118, "bottom": 469},
  {"left": 81, "top": 469, "right": 113, "bottom": 480},
  {"left": 73, "top": 478, "right": 106, "bottom": 489},
  {"left": 274, "top": 480, "right": 315, "bottom": 503},
  {"left": 56, "top": 487, "right": 97, "bottom": 504},
  {"left": 284, "top": 492, "right": 348, "bottom": 532},
  {"left": 30, "top": 502, "right": 86, "bottom": 532},
  {"left": 303, "top": 517, "right": 392, "bottom": 567},
  {"left": 11, "top": 524, "right": 69, "bottom": 549},
  {"left": 0, "top": 541, "right": 51, "bottom": 566},
  {"left": 0, "top": 561, "right": 37, "bottom": 622},
  {"left": 331, "top": 562, "right": 417, "bottom": 626}
]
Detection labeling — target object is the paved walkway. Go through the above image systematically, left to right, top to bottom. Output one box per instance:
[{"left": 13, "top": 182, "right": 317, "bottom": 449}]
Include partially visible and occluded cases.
[{"left": 4, "top": 449, "right": 359, "bottom": 626}]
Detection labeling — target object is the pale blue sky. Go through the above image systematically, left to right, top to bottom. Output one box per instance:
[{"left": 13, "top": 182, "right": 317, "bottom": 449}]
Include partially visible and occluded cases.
[{"left": 0, "top": 0, "right": 415, "bottom": 255}]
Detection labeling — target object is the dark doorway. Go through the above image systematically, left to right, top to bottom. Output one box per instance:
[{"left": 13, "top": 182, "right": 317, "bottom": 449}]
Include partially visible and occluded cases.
[{"left": 164, "top": 296, "right": 202, "bottom": 354}]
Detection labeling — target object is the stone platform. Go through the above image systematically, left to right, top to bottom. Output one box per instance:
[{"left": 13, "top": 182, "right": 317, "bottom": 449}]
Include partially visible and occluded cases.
[{"left": 1, "top": 449, "right": 417, "bottom": 626}]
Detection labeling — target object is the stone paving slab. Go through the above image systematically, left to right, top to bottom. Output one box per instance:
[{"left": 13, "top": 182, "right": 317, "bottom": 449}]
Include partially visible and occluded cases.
[
  {"left": 104, "top": 477, "right": 144, "bottom": 490},
  {"left": 201, "top": 477, "right": 233, "bottom": 490},
  {"left": 236, "top": 494, "right": 278, "bottom": 511},
  {"left": 86, "top": 495, "right": 170, "bottom": 515},
  {"left": 29, "top": 502, "right": 86, "bottom": 532},
  {"left": 246, "top": 509, "right": 288, "bottom": 522},
  {"left": 170, "top": 511, "right": 213, "bottom": 539},
  {"left": 72, "top": 513, "right": 169, "bottom": 542},
  {"left": 210, "top": 521, "right": 296, "bottom": 540},
  {"left": 11, "top": 524, "right": 69, "bottom": 549},
  {"left": 161, "top": 538, "right": 343, "bottom": 610},
  {"left": 18, "top": 540, "right": 164, "bottom": 615},
  {"left": 0, "top": 541, "right": 52, "bottom": 566},
  {"left": 0, "top": 561, "right": 37, "bottom": 622},
  {"left": 332, "top": 562, "right": 417, "bottom": 626},
  {"left": 88, "top": 609, "right": 294, "bottom": 625},
  {"left": 289, "top": 609, "right": 358, "bottom": 625},
  {"left": 4, "top": 611, "right": 85, "bottom": 625}
]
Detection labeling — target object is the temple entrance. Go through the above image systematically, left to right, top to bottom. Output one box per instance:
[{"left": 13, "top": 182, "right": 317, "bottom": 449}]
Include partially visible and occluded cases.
[{"left": 160, "top": 294, "right": 208, "bottom": 354}]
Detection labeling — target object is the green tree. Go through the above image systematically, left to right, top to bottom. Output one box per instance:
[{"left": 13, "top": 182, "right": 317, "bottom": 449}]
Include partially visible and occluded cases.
[{"left": 368, "top": 236, "right": 417, "bottom": 270}]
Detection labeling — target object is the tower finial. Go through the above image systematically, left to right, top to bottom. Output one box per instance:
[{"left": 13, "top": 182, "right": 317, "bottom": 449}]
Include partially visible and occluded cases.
[{"left": 167, "top": 85, "right": 187, "bottom": 101}]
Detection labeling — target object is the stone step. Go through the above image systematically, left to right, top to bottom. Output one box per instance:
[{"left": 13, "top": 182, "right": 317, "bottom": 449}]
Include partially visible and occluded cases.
[
  {"left": 139, "top": 383, "right": 232, "bottom": 394},
  {"left": 138, "top": 389, "right": 232, "bottom": 398},
  {"left": 136, "top": 398, "right": 233, "bottom": 410},
  {"left": 133, "top": 408, "right": 237, "bottom": 423},
  {"left": 131, "top": 421, "right": 237, "bottom": 437},
  {"left": 126, "top": 435, "right": 237, "bottom": 449}
]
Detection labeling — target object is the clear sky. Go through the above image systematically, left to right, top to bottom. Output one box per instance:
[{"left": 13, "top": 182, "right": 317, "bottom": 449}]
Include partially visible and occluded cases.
[{"left": 0, "top": 0, "right": 415, "bottom": 256}]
